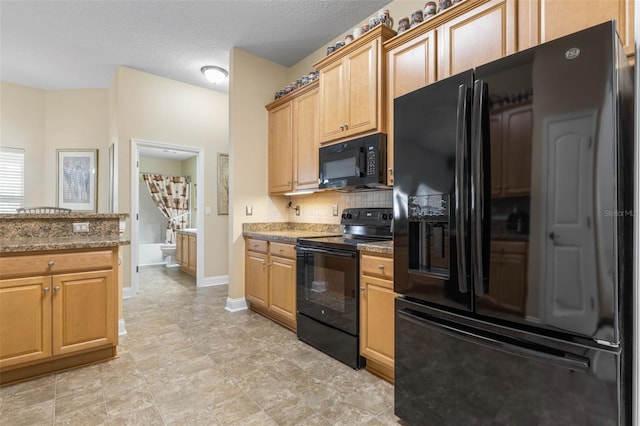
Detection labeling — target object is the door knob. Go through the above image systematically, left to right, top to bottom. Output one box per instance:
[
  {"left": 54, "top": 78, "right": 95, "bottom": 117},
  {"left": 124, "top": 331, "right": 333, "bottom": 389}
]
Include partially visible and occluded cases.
[{"left": 548, "top": 232, "right": 562, "bottom": 245}]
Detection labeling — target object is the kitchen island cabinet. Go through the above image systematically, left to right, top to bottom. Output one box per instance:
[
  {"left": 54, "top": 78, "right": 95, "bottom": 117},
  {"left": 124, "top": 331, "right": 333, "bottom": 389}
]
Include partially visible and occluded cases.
[
  {"left": 314, "top": 25, "right": 395, "bottom": 145},
  {"left": 0, "top": 247, "right": 118, "bottom": 385},
  {"left": 359, "top": 251, "right": 396, "bottom": 383}
]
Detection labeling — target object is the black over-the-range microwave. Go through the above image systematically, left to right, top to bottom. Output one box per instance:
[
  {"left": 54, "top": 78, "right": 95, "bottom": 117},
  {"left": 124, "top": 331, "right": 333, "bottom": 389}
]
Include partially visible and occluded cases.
[{"left": 318, "top": 133, "right": 387, "bottom": 190}]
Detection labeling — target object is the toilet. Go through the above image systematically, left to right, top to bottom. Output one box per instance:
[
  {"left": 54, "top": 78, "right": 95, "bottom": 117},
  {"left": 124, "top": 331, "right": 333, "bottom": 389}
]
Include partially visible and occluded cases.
[{"left": 160, "top": 243, "right": 178, "bottom": 267}]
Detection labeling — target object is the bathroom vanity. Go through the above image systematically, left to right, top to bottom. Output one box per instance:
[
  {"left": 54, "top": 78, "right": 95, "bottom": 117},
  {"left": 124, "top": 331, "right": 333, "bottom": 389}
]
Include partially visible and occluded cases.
[
  {"left": 0, "top": 213, "right": 128, "bottom": 385},
  {"left": 176, "top": 229, "right": 196, "bottom": 277}
]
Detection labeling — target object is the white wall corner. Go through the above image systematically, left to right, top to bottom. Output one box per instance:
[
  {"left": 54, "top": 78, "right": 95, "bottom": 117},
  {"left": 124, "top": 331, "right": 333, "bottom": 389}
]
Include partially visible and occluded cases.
[
  {"left": 200, "top": 275, "right": 229, "bottom": 288},
  {"left": 122, "top": 286, "right": 134, "bottom": 299},
  {"left": 225, "top": 297, "right": 248, "bottom": 312},
  {"left": 118, "top": 319, "right": 127, "bottom": 336}
]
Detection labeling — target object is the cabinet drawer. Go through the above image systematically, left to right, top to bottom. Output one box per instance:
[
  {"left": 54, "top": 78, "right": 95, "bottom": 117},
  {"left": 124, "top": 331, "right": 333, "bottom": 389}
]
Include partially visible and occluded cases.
[
  {"left": 246, "top": 239, "right": 268, "bottom": 253},
  {"left": 269, "top": 242, "right": 296, "bottom": 259},
  {"left": 0, "top": 250, "right": 114, "bottom": 279},
  {"left": 361, "top": 254, "right": 394, "bottom": 280}
]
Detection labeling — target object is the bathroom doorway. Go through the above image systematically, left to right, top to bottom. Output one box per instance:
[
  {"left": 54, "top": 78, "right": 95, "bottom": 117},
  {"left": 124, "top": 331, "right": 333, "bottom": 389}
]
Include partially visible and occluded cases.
[{"left": 130, "top": 139, "right": 204, "bottom": 295}]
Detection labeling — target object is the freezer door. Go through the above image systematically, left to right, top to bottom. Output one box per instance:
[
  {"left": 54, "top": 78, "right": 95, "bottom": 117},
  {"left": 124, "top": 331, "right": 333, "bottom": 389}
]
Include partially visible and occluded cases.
[
  {"left": 472, "top": 22, "right": 628, "bottom": 344},
  {"left": 393, "top": 70, "right": 473, "bottom": 312},
  {"left": 395, "top": 298, "right": 623, "bottom": 425}
]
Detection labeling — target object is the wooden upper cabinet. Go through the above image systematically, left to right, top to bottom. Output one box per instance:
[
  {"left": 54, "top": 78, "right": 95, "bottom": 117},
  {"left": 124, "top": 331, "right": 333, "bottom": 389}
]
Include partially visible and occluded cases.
[
  {"left": 438, "top": 0, "right": 517, "bottom": 78},
  {"left": 541, "top": 0, "right": 634, "bottom": 57},
  {"left": 315, "top": 25, "right": 395, "bottom": 144},
  {"left": 385, "top": 29, "right": 437, "bottom": 185},
  {"left": 266, "top": 80, "right": 319, "bottom": 195},
  {"left": 292, "top": 86, "right": 319, "bottom": 190},
  {"left": 268, "top": 101, "right": 293, "bottom": 194},
  {"left": 490, "top": 103, "right": 533, "bottom": 197}
]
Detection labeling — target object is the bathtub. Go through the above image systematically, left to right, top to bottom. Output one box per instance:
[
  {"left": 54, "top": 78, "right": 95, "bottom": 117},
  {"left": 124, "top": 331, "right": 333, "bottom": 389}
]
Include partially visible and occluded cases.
[{"left": 139, "top": 242, "right": 166, "bottom": 266}]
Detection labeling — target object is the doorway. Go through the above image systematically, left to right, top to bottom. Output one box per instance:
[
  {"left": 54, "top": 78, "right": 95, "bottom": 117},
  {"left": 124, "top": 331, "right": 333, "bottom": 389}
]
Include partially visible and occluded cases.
[{"left": 130, "top": 139, "right": 204, "bottom": 296}]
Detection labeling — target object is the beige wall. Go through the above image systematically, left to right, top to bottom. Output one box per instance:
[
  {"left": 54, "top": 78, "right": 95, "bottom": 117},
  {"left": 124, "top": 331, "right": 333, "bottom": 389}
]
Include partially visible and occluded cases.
[
  {"left": 228, "top": 48, "right": 290, "bottom": 300},
  {"left": 114, "top": 66, "right": 229, "bottom": 291},
  {"left": 1, "top": 82, "right": 46, "bottom": 207},
  {"left": 44, "top": 89, "right": 110, "bottom": 209}
]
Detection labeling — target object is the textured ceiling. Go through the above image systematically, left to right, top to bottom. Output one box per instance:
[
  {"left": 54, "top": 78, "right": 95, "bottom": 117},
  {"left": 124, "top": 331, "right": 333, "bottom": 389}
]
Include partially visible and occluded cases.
[{"left": 0, "top": 0, "right": 390, "bottom": 93}]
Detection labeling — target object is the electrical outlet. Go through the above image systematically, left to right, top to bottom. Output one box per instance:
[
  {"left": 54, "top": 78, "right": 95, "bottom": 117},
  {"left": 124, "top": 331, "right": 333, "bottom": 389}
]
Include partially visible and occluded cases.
[
  {"left": 246, "top": 205, "right": 253, "bottom": 216},
  {"left": 332, "top": 205, "right": 339, "bottom": 216},
  {"left": 73, "top": 222, "right": 89, "bottom": 233}
]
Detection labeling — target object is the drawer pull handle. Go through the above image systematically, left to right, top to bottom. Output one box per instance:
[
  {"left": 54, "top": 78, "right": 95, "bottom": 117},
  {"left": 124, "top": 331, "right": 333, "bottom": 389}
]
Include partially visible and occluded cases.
[
  {"left": 48, "top": 261, "right": 55, "bottom": 267},
  {"left": 378, "top": 264, "right": 385, "bottom": 270},
  {"left": 54, "top": 286, "right": 60, "bottom": 292},
  {"left": 43, "top": 287, "right": 50, "bottom": 293},
  {"left": 360, "top": 287, "right": 366, "bottom": 291}
]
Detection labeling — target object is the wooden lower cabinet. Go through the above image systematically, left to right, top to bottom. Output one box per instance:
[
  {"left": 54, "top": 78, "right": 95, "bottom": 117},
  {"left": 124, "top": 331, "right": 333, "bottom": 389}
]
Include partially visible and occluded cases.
[
  {"left": 176, "top": 232, "right": 196, "bottom": 277},
  {"left": 245, "top": 239, "right": 297, "bottom": 331},
  {"left": 487, "top": 241, "right": 527, "bottom": 315},
  {"left": 0, "top": 247, "right": 118, "bottom": 385},
  {"left": 359, "top": 252, "right": 396, "bottom": 383}
]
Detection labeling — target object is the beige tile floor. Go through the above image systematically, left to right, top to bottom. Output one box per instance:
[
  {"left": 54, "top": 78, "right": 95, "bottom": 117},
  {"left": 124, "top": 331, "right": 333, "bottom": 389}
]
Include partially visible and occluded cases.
[{"left": 0, "top": 265, "right": 404, "bottom": 425}]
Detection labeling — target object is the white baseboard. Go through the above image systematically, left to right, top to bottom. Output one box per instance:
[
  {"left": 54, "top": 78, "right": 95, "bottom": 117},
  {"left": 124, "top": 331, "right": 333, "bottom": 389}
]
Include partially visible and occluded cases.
[
  {"left": 200, "top": 274, "right": 229, "bottom": 288},
  {"left": 122, "top": 286, "right": 134, "bottom": 299},
  {"left": 225, "top": 297, "right": 248, "bottom": 312},
  {"left": 118, "top": 319, "right": 127, "bottom": 336}
]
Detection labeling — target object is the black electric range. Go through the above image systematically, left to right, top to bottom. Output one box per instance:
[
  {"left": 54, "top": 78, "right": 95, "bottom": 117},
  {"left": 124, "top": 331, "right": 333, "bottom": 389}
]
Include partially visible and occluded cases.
[{"left": 296, "top": 208, "right": 393, "bottom": 369}]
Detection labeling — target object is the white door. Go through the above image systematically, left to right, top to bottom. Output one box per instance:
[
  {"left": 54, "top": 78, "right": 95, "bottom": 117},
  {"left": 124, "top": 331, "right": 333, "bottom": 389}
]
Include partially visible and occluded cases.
[{"left": 541, "top": 110, "right": 598, "bottom": 336}]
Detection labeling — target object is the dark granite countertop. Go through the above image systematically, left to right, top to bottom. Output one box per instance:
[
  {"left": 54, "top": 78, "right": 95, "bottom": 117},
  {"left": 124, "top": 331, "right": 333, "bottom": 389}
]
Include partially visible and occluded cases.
[
  {"left": 243, "top": 222, "right": 342, "bottom": 244},
  {"left": 0, "top": 236, "right": 129, "bottom": 254},
  {"left": 358, "top": 240, "right": 393, "bottom": 255}
]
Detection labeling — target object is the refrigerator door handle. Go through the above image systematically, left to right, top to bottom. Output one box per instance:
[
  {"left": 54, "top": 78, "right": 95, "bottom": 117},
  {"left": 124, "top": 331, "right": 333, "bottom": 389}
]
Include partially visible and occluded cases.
[
  {"left": 471, "top": 79, "right": 487, "bottom": 295},
  {"left": 455, "top": 84, "right": 469, "bottom": 293},
  {"left": 397, "top": 309, "right": 590, "bottom": 373}
]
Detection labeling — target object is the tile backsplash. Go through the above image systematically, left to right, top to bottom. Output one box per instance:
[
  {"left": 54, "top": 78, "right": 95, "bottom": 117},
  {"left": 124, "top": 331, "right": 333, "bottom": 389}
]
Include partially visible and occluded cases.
[{"left": 272, "top": 189, "right": 393, "bottom": 224}]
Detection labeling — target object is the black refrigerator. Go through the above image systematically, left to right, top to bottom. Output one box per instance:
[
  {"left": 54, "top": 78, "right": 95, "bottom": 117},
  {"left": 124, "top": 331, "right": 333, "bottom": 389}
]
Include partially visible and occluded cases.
[{"left": 393, "top": 21, "right": 634, "bottom": 425}]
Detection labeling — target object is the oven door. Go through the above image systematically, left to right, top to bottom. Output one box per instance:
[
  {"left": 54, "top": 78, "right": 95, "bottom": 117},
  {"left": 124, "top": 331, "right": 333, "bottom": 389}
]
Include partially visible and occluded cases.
[{"left": 296, "top": 245, "right": 358, "bottom": 335}]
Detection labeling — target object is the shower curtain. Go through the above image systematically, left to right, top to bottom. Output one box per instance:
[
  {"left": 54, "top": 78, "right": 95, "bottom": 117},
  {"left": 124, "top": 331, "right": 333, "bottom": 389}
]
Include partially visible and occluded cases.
[{"left": 142, "top": 174, "right": 191, "bottom": 244}]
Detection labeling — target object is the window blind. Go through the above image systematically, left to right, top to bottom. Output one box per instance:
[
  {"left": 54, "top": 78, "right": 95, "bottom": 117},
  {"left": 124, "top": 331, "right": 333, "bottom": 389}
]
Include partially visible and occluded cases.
[{"left": 0, "top": 147, "right": 25, "bottom": 213}]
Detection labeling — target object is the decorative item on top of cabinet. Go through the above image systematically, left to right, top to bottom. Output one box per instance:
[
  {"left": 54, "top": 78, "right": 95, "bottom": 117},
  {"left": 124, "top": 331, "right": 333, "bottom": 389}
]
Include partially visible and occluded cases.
[
  {"left": 314, "top": 25, "right": 395, "bottom": 145},
  {"left": 266, "top": 80, "right": 319, "bottom": 195},
  {"left": 245, "top": 238, "right": 297, "bottom": 331},
  {"left": 0, "top": 247, "right": 118, "bottom": 385},
  {"left": 359, "top": 251, "right": 396, "bottom": 383}
]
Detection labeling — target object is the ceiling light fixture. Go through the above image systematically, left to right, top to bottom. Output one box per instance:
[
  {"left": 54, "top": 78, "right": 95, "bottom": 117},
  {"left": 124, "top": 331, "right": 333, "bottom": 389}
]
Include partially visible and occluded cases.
[{"left": 201, "top": 65, "right": 228, "bottom": 84}]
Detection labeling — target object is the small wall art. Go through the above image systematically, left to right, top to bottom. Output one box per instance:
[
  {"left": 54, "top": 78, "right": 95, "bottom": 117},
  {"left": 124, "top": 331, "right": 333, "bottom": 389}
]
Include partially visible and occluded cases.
[{"left": 57, "top": 149, "right": 98, "bottom": 212}]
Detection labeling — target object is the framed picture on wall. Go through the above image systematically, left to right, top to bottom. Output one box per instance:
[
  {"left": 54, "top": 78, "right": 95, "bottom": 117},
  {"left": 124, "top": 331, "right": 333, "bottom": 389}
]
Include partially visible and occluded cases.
[
  {"left": 57, "top": 149, "right": 98, "bottom": 212},
  {"left": 217, "top": 153, "right": 229, "bottom": 215}
]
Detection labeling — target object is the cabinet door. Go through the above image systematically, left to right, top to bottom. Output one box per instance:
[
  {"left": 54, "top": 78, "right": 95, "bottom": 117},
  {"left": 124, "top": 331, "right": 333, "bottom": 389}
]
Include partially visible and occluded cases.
[
  {"left": 438, "top": 0, "right": 517, "bottom": 78},
  {"left": 540, "top": 0, "right": 634, "bottom": 57},
  {"left": 386, "top": 29, "right": 437, "bottom": 185},
  {"left": 344, "top": 39, "right": 379, "bottom": 138},
  {"left": 319, "top": 59, "right": 346, "bottom": 142},
  {"left": 293, "top": 87, "right": 319, "bottom": 190},
  {"left": 268, "top": 101, "right": 293, "bottom": 193},
  {"left": 501, "top": 104, "right": 532, "bottom": 196},
  {"left": 175, "top": 233, "right": 183, "bottom": 266},
  {"left": 180, "top": 233, "right": 189, "bottom": 266},
  {"left": 187, "top": 234, "right": 197, "bottom": 275},
  {"left": 245, "top": 250, "right": 268, "bottom": 309},
  {"left": 499, "top": 252, "right": 527, "bottom": 314},
  {"left": 268, "top": 255, "right": 296, "bottom": 327},
  {"left": 52, "top": 270, "right": 116, "bottom": 356},
  {"left": 360, "top": 274, "right": 395, "bottom": 369},
  {"left": 0, "top": 276, "right": 52, "bottom": 369}
]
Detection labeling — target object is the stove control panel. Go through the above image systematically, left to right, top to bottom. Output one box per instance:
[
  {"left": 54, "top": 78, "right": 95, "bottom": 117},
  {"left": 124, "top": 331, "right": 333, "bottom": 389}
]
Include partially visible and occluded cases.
[{"left": 341, "top": 208, "right": 393, "bottom": 226}]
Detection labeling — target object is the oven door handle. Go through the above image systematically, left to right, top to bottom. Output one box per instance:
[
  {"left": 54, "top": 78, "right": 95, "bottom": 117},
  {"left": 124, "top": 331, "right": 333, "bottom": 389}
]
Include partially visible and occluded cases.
[{"left": 295, "top": 246, "right": 357, "bottom": 258}]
